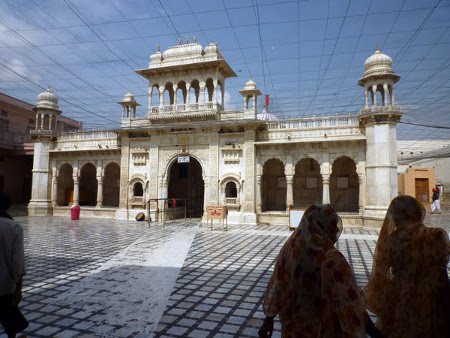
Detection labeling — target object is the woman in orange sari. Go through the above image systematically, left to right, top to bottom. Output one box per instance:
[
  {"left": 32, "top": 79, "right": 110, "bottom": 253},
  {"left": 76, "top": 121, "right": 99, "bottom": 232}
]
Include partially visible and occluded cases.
[
  {"left": 364, "top": 195, "right": 450, "bottom": 337},
  {"left": 259, "top": 204, "right": 380, "bottom": 338}
]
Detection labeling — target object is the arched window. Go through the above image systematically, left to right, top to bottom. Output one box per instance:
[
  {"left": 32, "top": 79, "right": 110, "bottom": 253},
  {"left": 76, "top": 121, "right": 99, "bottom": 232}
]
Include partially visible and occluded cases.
[
  {"left": 134, "top": 182, "right": 143, "bottom": 197},
  {"left": 225, "top": 182, "right": 237, "bottom": 198}
]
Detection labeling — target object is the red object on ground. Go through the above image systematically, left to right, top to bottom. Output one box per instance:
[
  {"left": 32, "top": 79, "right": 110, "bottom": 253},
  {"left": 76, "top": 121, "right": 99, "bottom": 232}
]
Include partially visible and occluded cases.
[
  {"left": 172, "top": 198, "right": 177, "bottom": 208},
  {"left": 71, "top": 205, "right": 80, "bottom": 220}
]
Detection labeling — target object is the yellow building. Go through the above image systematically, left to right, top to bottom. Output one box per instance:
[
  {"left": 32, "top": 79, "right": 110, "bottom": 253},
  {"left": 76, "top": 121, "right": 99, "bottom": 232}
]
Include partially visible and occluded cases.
[{"left": 398, "top": 167, "right": 436, "bottom": 204}]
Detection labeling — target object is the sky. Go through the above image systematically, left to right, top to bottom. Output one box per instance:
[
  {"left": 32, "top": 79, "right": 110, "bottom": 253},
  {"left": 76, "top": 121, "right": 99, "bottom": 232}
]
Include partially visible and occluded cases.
[{"left": 1, "top": 0, "right": 450, "bottom": 144}]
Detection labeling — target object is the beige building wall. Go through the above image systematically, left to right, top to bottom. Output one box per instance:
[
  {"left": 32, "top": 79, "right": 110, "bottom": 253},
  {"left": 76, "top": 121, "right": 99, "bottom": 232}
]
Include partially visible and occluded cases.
[{"left": 398, "top": 167, "right": 436, "bottom": 203}]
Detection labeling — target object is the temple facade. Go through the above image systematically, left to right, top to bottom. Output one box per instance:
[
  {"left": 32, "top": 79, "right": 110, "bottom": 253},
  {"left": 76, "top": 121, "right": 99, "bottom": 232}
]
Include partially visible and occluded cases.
[{"left": 28, "top": 40, "right": 402, "bottom": 227}]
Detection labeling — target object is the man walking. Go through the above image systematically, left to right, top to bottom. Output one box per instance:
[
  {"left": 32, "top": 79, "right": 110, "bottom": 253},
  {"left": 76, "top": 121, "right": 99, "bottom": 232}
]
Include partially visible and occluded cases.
[
  {"left": 431, "top": 185, "right": 441, "bottom": 214},
  {"left": 0, "top": 193, "right": 28, "bottom": 338}
]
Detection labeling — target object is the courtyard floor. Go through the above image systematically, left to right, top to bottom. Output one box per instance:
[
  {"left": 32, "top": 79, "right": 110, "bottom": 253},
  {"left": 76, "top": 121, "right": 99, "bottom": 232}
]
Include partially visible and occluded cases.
[{"left": 1, "top": 209, "right": 449, "bottom": 338}]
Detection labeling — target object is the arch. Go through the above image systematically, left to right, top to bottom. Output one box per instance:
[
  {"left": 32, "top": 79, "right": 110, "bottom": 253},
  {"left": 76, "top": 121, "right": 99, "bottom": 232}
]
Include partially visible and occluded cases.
[
  {"left": 205, "top": 78, "right": 214, "bottom": 102},
  {"left": 190, "top": 80, "right": 200, "bottom": 104},
  {"left": 216, "top": 81, "right": 223, "bottom": 104},
  {"left": 164, "top": 82, "right": 174, "bottom": 106},
  {"left": 151, "top": 85, "right": 160, "bottom": 107},
  {"left": 246, "top": 95, "right": 254, "bottom": 109},
  {"left": 43, "top": 114, "right": 50, "bottom": 130},
  {"left": 163, "top": 152, "right": 206, "bottom": 182},
  {"left": 167, "top": 156, "right": 204, "bottom": 218},
  {"left": 330, "top": 156, "right": 359, "bottom": 212},
  {"left": 262, "top": 158, "right": 286, "bottom": 212},
  {"left": 293, "top": 158, "right": 322, "bottom": 208},
  {"left": 79, "top": 162, "right": 97, "bottom": 206},
  {"left": 103, "top": 162, "right": 120, "bottom": 207},
  {"left": 57, "top": 163, "right": 73, "bottom": 206},
  {"left": 220, "top": 174, "right": 241, "bottom": 207},
  {"left": 129, "top": 175, "right": 146, "bottom": 209},
  {"left": 133, "top": 182, "right": 143, "bottom": 197}
]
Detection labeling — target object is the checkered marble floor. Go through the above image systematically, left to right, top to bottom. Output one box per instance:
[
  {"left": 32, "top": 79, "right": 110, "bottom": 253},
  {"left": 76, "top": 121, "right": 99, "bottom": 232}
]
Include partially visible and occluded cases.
[{"left": 1, "top": 209, "right": 449, "bottom": 338}]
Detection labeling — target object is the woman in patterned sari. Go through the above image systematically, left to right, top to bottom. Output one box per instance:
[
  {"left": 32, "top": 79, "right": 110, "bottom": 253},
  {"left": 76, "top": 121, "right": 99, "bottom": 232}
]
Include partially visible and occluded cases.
[
  {"left": 363, "top": 195, "right": 450, "bottom": 338},
  {"left": 259, "top": 204, "right": 380, "bottom": 338}
]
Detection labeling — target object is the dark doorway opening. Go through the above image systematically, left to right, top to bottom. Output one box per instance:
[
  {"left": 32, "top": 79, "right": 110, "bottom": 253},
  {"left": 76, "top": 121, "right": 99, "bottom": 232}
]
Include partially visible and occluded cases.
[{"left": 168, "top": 156, "right": 204, "bottom": 218}]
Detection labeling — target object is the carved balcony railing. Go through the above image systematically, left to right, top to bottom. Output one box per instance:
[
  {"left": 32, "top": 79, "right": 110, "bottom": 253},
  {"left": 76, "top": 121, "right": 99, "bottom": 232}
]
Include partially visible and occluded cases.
[
  {"left": 148, "top": 102, "right": 223, "bottom": 123},
  {"left": 257, "top": 114, "right": 364, "bottom": 142},
  {"left": 51, "top": 130, "right": 119, "bottom": 151}
]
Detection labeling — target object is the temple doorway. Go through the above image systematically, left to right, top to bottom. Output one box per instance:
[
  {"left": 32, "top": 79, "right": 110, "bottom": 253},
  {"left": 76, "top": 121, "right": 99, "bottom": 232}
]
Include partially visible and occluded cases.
[{"left": 168, "top": 156, "right": 204, "bottom": 217}]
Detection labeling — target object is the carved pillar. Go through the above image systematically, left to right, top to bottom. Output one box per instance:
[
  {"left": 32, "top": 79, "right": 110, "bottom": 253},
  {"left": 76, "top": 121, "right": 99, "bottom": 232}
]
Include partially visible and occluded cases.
[
  {"left": 212, "top": 79, "right": 217, "bottom": 104},
  {"left": 221, "top": 81, "right": 225, "bottom": 108},
  {"left": 199, "top": 82, "right": 205, "bottom": 106},
  {"left": 383, "top": 83, "right": 388, "bottom": 107},
  {"left": 391, "top": 87, "right": 395, "bottom": 106},
  {"left": 35, "top": 114, "right": 39, "bottom": 129},
  {"left": 40, "top": 114, "right": 44, "bottom": 129},
  {"left": 49, "top": 115, "right": 52, "bottom": 130},
  {"left": 322, "top": 174, "right": 330, "bottom": 204},
  {"left": 286, "top": 175, "right": 294, "bottom": 210},
  {"left": 203, "top": 177, "right": 209, "bottom": 215},
  {"left": 236, "top": 186, "right": 241, "bottom": 208}
]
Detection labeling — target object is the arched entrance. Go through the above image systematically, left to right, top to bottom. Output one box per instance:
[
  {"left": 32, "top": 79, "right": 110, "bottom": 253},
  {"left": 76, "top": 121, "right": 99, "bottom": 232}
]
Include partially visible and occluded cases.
[
  {"left": 168, "top": 156, "right": 204, "bottom": 217},
  {"left": 330, "top": 156, "right": 359, "bottom": 212},
  {"left": 293, "top": 158, "right": 322, "bottom": 208},
  {"left": 262, "top": 159, "right": 286, "bottom": 211},
  {"left": 103, "top": 162, "right": 120, "bottom": 207},
  {"left": 57, "top": 163, "right": 73, "bottom": 206},
  {"left": 79, "top": 163, "right": 97, "bottom": 206}
]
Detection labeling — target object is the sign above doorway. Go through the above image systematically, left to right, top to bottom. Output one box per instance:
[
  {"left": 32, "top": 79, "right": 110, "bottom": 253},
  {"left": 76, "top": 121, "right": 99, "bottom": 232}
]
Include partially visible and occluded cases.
[{"left": 178, "top": 156, "right": 190, "bottom": 163}]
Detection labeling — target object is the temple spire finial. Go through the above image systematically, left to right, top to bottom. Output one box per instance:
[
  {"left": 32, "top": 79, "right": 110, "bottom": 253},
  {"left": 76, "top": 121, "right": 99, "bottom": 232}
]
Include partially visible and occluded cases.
[
  {"left": 186, "top": 35, "right": 189, "bottom": 44},
  {"left": 193, "top": 35, "right": 197, "bottom": 43}
]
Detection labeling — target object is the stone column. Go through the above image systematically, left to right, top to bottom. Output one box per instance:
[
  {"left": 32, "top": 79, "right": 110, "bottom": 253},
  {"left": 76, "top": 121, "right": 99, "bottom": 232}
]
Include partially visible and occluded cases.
[
  {"left": 212, "top": 80, "right": 217, "bottom": 103},
  {"left": 221, "top": 81, "right": 225, "bottom": 108},
  {"left": 199, "top": 82, "right": 205, "bottom": 106},
  {"left": 186, "top": 83, "right": 191, "bottom": 110},
  {"left": 383, "top": 83, "right": 388, "bottom": 107},
  {"left": 372, "top": 84, "right": 377, "bottom": 106},
  {"left": 173, "top": 85, "right": 178, "bottom": 107},
  {"left": 148, "top": 86, "right": 152, "bottom": 114},
  {"left": 159, "top": 87, "right": 164, "bottom": 110},
  {"left": 365, "top": 87, "right": 369, "bottom": 109},
  {"left": 391, "top": 87, "right": 395, "bottom": 106},
  {"left": 35, "top": 114, "right": 39, "bottom": 129},
  {"left": 40, "top": 114, "right": 44, "bottom": 129},
  {"left": 49, "top": 115, "right": 52, "bottom": 130},
  {"left": 28, "top": 142, "right": 52, "bottom": 216},
  {"left": 320, "top": 157, "right": 331, "bottom": 204},
  {"left": 96, "top": 165, "right": 103, "bottom": 208},
  {"left": 51, "top": 168, "right": 58, "bottom": 207},
  {"left": 322, "top": 174, "right": 330, "bottom": 204},
  {"left": 358, "top": 174, "right": 365, "bottom": 215},
  {"left": 73, "top": 175, "right": 79, "bottom": 206},
  {"left": 256, "top": 175, "right": 262, "bottom": 213},
  {"left": 286, "top": 175, "right": 294, "bottom": 211},
  {"left": 203, "top": 177, "right": 209, "bottom": 216},
  {"left": 236, "top": 186, "right": 241, "bottom": 208}
]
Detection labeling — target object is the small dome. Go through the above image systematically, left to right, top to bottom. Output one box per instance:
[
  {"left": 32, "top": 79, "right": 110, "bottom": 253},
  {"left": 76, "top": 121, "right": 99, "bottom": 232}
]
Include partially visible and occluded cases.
[
  {"left": 204, "top": 43, "right": 218, "bottom": 55},
  {"left": 363, "top": 48, "right": 394, "bottom": 77},
  {"left": 150, "top": 50, "right": 162, "bottom": 64},
  {"left": 244, "top": 79, "right": 256, "bottom": 90},
  {"left": 37, "top": 86, "right": 59, "bottom": 110},
  {"left": 123, "top": 91, "right": 136, "bottom": 102},
  {"left": 257, "top": 108, "right": 278, "bottom": 121}
]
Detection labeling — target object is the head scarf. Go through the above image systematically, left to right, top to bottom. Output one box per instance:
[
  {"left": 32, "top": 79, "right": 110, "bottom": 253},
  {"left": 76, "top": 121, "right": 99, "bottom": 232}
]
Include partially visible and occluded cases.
[
  {"left": 364, "top": 195, "right": 450, "bottom": 336},
  {"left": 262, "top": 205, "right": 366, "bottom": 337}
]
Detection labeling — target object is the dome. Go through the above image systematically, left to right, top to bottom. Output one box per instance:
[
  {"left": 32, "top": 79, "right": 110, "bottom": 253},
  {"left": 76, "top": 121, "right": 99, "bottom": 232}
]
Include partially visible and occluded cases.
[
  {"left": 162, "top": 40, "right": 203, "bottom": 60},
  {"left": 150, "top": 47, "right": 162, "bottom": 64},
  {"left": 363, "top": 48, "right": 394, "bottom": 77},
  {"left": 244, "top": 79, "right": 257, "bottom": 91},
  {"left": 36, "top": 86, "right": 59, "bottom": 110},
  {"left": 257, "top": 108, "right": 278, "bottom": 121}
]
